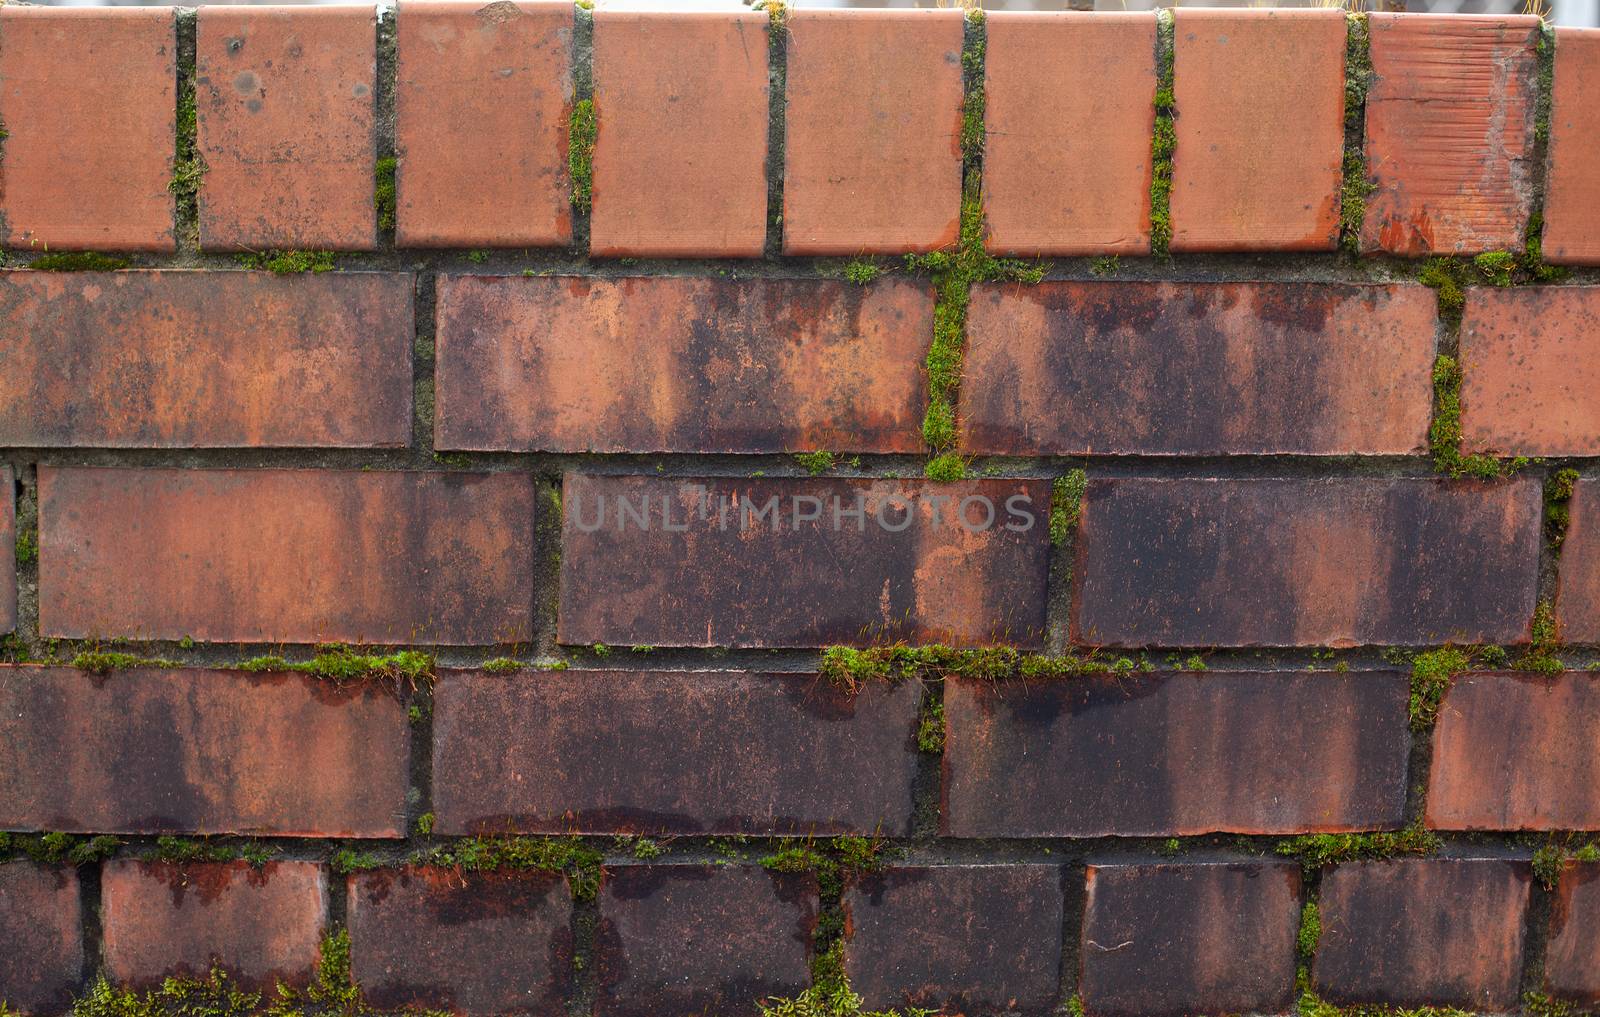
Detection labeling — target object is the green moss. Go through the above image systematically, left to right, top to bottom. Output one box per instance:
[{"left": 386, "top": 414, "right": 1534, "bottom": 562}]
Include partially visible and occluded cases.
[
  {"left": 1149, "top": 11, "right": 1176, "bottom": 258},
  {"left": 1339, "top": 15, "right": 1374, "bottom": 253},
  {"left": 1535, "top": 22, "right": 1556, "bottom": 145},
  {"left": 169, "top": 76, "right": 208, "bottom": 219},
  {"left": 569, "top": 98, "right": 597, "bottom": 214},
  {"left": 374, "top": 156, "right": 397, "bottom": 233},
  {"left": 1522, "top": 212, "right": 1569, "bottom": 283},
  {"left": 465, "top": 249, "right": 489, "bottom": 264},
  {"left": 237, "top": 250, "right": 336, "bottom": 274},
  {"left": 1474, "top": 250, "right": 1518, "bottom": 287},
  {"left": 30, "top": 252, "right": 130, "bottom": 272},
  {"left": 1089, "top": 255, "right": 1120, "bottom": 277},
  {"left": 1418, "top": 259, "right": 1469, "bottom": 330},
  {"left": 843, "top": 260, "right": 881, "bottom": 286},
  {"left": 1429, "top": 354, "right": 1526, "bottom": 479},
  {"left": 794, "top": 451, "right": 837, "bottom": 476},
  {"left": 923, "top": 453, "right": 967, "bottom": 482},
  {"left": 1548, "top": 467, "right": 1581, "bottom": 550},
  {"left": 1049, "top": 470, "right": 1087, "bottom": 547},
  {"left": 14, "top": 530, "right": 36, "bottom": 567},
  {"left": 1514, "top": 600, "right": 1564, "bottom": 674},
  {"left": 820, "top": 644, "right": 1144, "bottom": 693},
  {"left": 236, "top": 646, "right": 433, "bottom": 686},
  {"left": 1409, "top": 647, "right": 1471, "bottom": 731},
  {"left": 72, "top": 650, "right": 181, "bottom": 674},
  {"left": 1182, "top": 654, "right": 1207, "bottom": 672},
  {"left": 481, "top": 657, "right": 524, "bottom": 674},
  {"left": 915, "top": 694, "right": 945, "bottom": 754},
  {"left": 414, "top": 813, "right": 435, "bottom": 836},
  {"left": 1276, "top": 824, "right": 1441, "bottom": 871},
  {"left": 1, "top": 832, "right": 121, "bottom": 866},
  {"left": 413, "top": 836, "right": 604, "bottom": 900},
  {"left": 628, "top": 836, "right": 661, "bottom": 859},
  {"left": 152, "top": 837, "right": 272, "bottom": 869},
  {"left": 1158, "top": 837, "right": 1181, "bottom": 856},
  {"left": 330, "top": 849, "right": 383, "bottom": 874},
  {"left": 1297, "top": 901, "right": 1322, "bottom": 958},
  {"left": 263, "top": 929, "right": 366, "bottom": 1017},
  {"left": 72, "top": 969, "right": 263, "bottom": 1017},
  {"left": 1298, "top": 988, "right": 1474, "bottom": 1017},
  {"left": 1523, "top": 992, "right": 1586, "bottom": 1017},
  {"left": 1064, "top": 997, "right": 1085, "bottom": 1017}
]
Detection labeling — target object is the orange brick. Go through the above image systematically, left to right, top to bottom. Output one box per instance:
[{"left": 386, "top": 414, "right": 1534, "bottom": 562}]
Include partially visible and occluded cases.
[
  {"left": 394, "top": 0, "right": 573, "bottom": 248},
  {"left": 197, "top": 6, "right": 377, "bottom": 251},
  {"left": 782, "top": 9, "right": 964, "bottom": 255},
  {"left": 1170, "top": 9, "right": 1344, "bottom": 252},
  {"left": 590, "top": 10, "right": 768, "bottom": 258},
  {"left": 982, "top": 12, "right": 1154, "bottom": 256},
  {"left": 1542, "top": 28, "right": 1600, "bottom": 265},
  {"left": 1461, "top": 287, "right": 1600, "bottom": 456}
]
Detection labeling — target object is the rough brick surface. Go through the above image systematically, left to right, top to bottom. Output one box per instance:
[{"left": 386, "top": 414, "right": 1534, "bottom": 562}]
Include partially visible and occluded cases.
[
  {"left": 394, "top": 0, "right": 572, "bottom": 248},
  {"left": 0, "top": 7, "right": 175, "bottom": 251},
  {"left": 782, "top": 9, "right": 964, "bottom": 255},
  {"left": 1170, "top": 9, "right": 1344, "bottom": 252},
  {"left": 982, "top": 12, "right": 1154, "bottom": 255},
  {"left": 1544, "top": 29, "right": 1600, "bottom": 265},
  {"left": 0, "top": 271, "right": 412, "bottom": 448},
  {"left": 434, "top": 275, "right": 930, "bottom": 454},
  {"left": 962, "top": 282, "right": 1434, "bottom": 456},
  {"left": 1462, "top": 287, "right": 1600, "bottom": 456},
  {"left": 0, "top": 465, "right": 12, "bottom": 635},
  {"left": 39, "top": 467, "right": 534, "bottom": 644},
  {"left": 559, "top": 474, "right": 1051, "bottom": 648},
  {"left": 1073, "top": 477, "right": 1541, "bottom": 647},
  {"left": 1556, "top": 478, "right": 1600, "bottom": 643},
  {"left": 433, "top": 669, "right": 921, "bottom": 836},
  {"left": 1314, "top": 858, "right": 1530, "bottom": 1009},
  {"left": 1080, "top": 861, "right": 1300, "bottom": 1017},
  {"left": 0, "top": 862, "right": 81, "bottom": 1015},
  {"left": 1547, "top": 862, "right": 1600, "bottom": 1005},
  {"left": 842, "top": 865, "right": 1063, "bottom": 1017},
  {"left": 349, "top": 867, "right": 573, "bottom": 1015}
]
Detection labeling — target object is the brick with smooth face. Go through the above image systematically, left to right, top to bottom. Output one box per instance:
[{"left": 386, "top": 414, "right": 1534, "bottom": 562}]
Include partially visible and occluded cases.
[
  {"left": 395, "top": 0, "right": 572, "bottom": 248},
  {"left": 197, "top": 6, "right": 376, "bottom": 251},
  {"left": 0, "top": 7, "right": 175, "bottom": 251},
  {"left": 782, "top": 9, "right": 964, "bottom": 255},
  {"left": 1170, "top": 9, "right": 1344, "bottom": 252},
  {"left": 590, "top": 11, "right": 768, "bottom": 257},
  {"left": 981, "top": 12, "right": 1154, "bottom": 255},
  {"left": 1361, "top": 14, "right": 1539, "bottom": 255},
  {"left": 1543, "top": 29, "right": 1600, "bottom": 264},
  {"left": 0, "top": 271, "right": 412, "bottom": 448},
  {"left": 435, "top": 275, "right": 931, "bottom": 454},
  {"left": 962, "top": 281, "right": 1435, "bottom": 456},
  {"left": 1461, "top": 287, "right": 1600, "bottom": 456},
  {"left": 1, "top": 465, "right": 12, "bottom": 635},
  {"left": 39, "top": 467, "right": 534, "bottom": 644},
  {"left": 558, "top": 474, "right": 1051, "bottom": 648},
  {"left": 1072, "top": 477, "right": 1541, "bottom": 647},
  {"left": 1558, "top": 478, "right": 1600, "bottom": 642},
  {"left": 433, "top": 670, "right": 921, "bottom": 836},
  {"left": 945, "top": 671, "right": 1410, "bottom": 838},
  {"left": 1314, "top": 858, "right": 1530, "bottom": 1009},
  {"left": 102, "top": 861, "right": 326, "bottom": 990},
  {"left": 1080, "top": 861, "right": 1300, "bottom": 1017},
  {"left": 0, "top": 862, "right": 81, "bottom": 1015},
  {"left": 1546, "top": 862, "right": 1600, "bottom": 1005},
  {"left": 596, "top": 866, "right": 816, "bottom": 1017},
  {"left": 843, "top": 866, "right": 1063, "bottom": 1017},
  {"left": 349, "top": 867, "right": 573, "bottom": 1015}
]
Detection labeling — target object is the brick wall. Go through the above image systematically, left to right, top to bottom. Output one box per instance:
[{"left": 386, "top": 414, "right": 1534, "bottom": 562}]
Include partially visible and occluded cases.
[{"left": 1, "top": 3, "right": 1599, "bottom": 1016}]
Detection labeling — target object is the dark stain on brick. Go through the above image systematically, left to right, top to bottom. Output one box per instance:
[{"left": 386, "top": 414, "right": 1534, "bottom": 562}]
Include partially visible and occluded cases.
[
  {"left": 0, "top": 861, "right": 82, "bottom": 1014},
  {"left": 1546, "top": 862, "right": 1600, "bottom": 1005}
]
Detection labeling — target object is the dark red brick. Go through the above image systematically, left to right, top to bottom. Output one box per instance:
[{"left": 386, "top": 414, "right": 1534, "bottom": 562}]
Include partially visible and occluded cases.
[
  {"left": 1544, "top": 28, "right": 1600, "bottom": 265},
  {"left": 961, "top": 282, "right": 1434, "bottom": 456},
  {"left": 0, "top": 465, "right": 13, "bottom": 634},
  {"left": 39, "top": 467, "right": 535, "bottom": 644},
  {"left": 558, "top": 474, "right": 1051, "bottom": 648},
  {"left": 1072, "top": 477, "right": 1541, "bottom": 647},
  {"left": 1556, "top": 478, "right": 1600, "bottom": 643},
  {"left": 0, "top": 665, "right": 409, "bottom": 837},
  {"left": 433, "top": 669, "right": 920, "bottom": 836},
  {"left": 945, "top": 670, "right": 1409, "bottom": 838},
  {"left": 0, "top": 861, "right": 81, "bottom": 1014},
  {"left": 1080, "top": 861, "right": 1300, "bottom": 1017},
  {"left": 1546, "top": 862, "right": 1600, "bottom": 1005},
  {"left": 842, "top": 865, "right": 1063, "bottom": 1017},
  {"left": 349, "top": 867, "right": 573, "bottom": 1015}
]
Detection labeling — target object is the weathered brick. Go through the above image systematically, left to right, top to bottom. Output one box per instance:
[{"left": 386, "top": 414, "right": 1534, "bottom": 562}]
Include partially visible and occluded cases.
[
  {"left": 394, "top": 0, "right": 572, "bottom": 248},
  {"left": 197, "top": 6, "right": 376, "bottom": 251},
  {"left": 0, "top": 7, "right": 175, "bottom": 251},
  {"left": 782, "top": 9, "right": 964, "bottom": 255},
  {"left": 1170, "top": 9, "right": 1344, "bottom": 252},
  {"left": 589, "top": 11, "right": 768, "bottom": 258},
  {"left": 982, "top": 12, "right": 1154, "bottom": 255},
  {"left": 1361, "top": 14, "right": 1539, "bottom": 256},
  {"left": 1544, "top": 29, "right": 1600, "bottom": 265},
  {"left": 0, "top": 271, "right": 412, "bottom": 448},
  {"left": 434, "top": 275, "right": 930, "bottom": 454},
  {"left": 962, "top": 281, "right": 1434, "bottom": 456},
  {"left": 1461, "top": 287, "right": 1600, "bottom": 456},
  {"left": 0, "top": 465, "right": 13, "bottom": 635},
  {"left": 39, "top": 467, "right": 534, "bottom": 644},
  {"left": 558, "top": 474, "right": 1050, "bottom": 648},
  {"left": 1072, "top": 477, "right": 1541, "bottom": 647},
  {"left": 1557, "top": 478, "right": 1600, "bottom": 643},
  {"left": 0, "top": 666, "right": 409, "bottom": 837},
  {"left": 434, "top": 669, "right": 920, "bottom": 836},
  {"left": 945, "top": 671, "right": 1409, "bottom": 838},
  {"left": 1314, "top": 858, "right": 1530, "bottom": 1009},
  {"left": 102, "top": 860, "right": 326, "bottom": 990},
  {"left": 1080, "top": 861, "right": 1300, "bottom": 1017},
  {"left": 0, "top": 862, "right": 81, "bottom": 1015},
  {"left": 1546, "top": 862, "right": 1600, "bottom": 1006},
  {"left": 596, "top": 865, "right": 815, "bottom": 1017},
  {"left": 842, "top": 865, "right": 1063, "bottom": 1017},
  {"left": 348, "top": 867, "right": 573, "bottom": 1015}
]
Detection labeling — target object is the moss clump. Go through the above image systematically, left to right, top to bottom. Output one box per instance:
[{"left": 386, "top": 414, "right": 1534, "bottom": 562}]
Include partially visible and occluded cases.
[
  {"left": 1148, "top": 10, "right": 1176, "bottom": 257},
  {"left": 1339, "top": 15, "right": 1374, "bottom": 253},
  {"left": 1534, "top": 22, "right": 1556, "bottom": 144},
  {"left": 170, "top": 79, "right": 208, "bottom": 215},
  {"left": 569, "top": 99, "right": 597, "bottom": 214},
  {"left": 374, "top": 156, "right": 397, "bottom": 232},
  {"left": 1521, "top": 213, "right": 1569, "bottom": 283},
  {"left": 237, "top": 250, "right": 336, "bottom": 274},
  {"left": 1473, "top": 250, "right": 1518, "bottom": 287},
  {"left": 30, "top": 252, "right": 130, "bottom": 272},
  {"left": 1089, "top": 256, "right": 1120, "bottom": 277},
  {"left": 843, "top": 260, "right": 881, "bottom": 286},
  {"left": 1429, "top": 354, "right": 1528, "bottom": 479},
  {"left": 794, "top": 451, "right": 836, "bottom": 476},
  {"left": 923, "top": 453, "right": 967, "bottom": 482},
  {"left": 1547, "top": 467, "right": 1581, "bottom": 551},
  {"left": 1049, "top": 470, "right": 1087, "bottom": 547},
  {"left": 14, "top": 530, "right": 37, "bottom": 567},
  {"left": 1514, "top": 600, "right": 1564, "bottom": 674},
  {"left": 819, "top": 644, "right": 1144, "bottom": 693},
  {"left": 237, "top": 645, "right": 433, "bottom": 686},
  {"left": 1409, "top": 647, "right": 1472, "bottom": 731},
  {"left": 72, "top": 650, "right": 181, "bottom": 674},
  {"left": 481, "top": 657, "right": 524, "bottom": 675},
  {"left": 915, "top": 694, "right": 945, "bottom": 754},
  {"left": 414, "top": 813, "right": 435, "bottom": 836},
  {"left": 1276, "top": 824, "right": 1441, "bottom": 871},
  {"left": 1, "top": 831, "right": 121, "bottom": 866},
  {"left": 414, "top": 836, "right": 604, "bottom": 901},
  {"left": 153, "top": 837, "right": 273, "bottom": 869},
  {"left": 330, "top": 849, "right": 383, "bottom": 875},
  {"left": 1297, "top": 901, "right": 1322, "bottom": 958},
  {"left": 72, "top": 969, "right": 264, "bottom": 1017},
  {"left": 1297, "top": 987, "right": 1473, "bottom": 1017},
  {"left": 1523, "top": 992, "right": 1585, "bottom": 1017}
]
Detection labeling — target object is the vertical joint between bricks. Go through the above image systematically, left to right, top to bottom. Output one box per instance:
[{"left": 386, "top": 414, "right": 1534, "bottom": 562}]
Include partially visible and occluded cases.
[{"left": 763, "top": 2, "right": 789, "bottom": 261}]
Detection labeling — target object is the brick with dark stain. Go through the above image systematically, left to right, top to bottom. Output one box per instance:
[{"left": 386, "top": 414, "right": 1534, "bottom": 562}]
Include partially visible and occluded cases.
[
  {"left": 0, "top": 465, "right": 13, "bottom": 634},
  {"left": 1556, "top": 478, "right": 1600, "bottom": 642},
  {"left": 0, "top": 861, "right": 82, "bottom": 1014},
  {"left": 1546, "top": 861, "right": 1600, "bottom": 1006}
]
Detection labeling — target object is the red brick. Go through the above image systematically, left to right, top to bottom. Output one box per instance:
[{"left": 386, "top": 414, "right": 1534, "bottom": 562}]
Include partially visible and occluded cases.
[
  {"left": 394, "top": 0, "right": 573, "bottom": 248},
  {"left": 197, "top": 6, "right": 376, "bottom": 251},
  {"left": 0, "top": 7, "right": 175, "bottom": 252},
  {"left": 781, "top": 9, "right": 964, "bottom": 255},
  {"left": 1170, "top": 9, "right": 1344, "bottom": 252},
  {"left": 589, "top": 11, "right": 768, "bottom": 258},
  {"left": 982, "top": 12, "right": 1154, "bottom": 256},
  {"left": 1361, "top": 15, "right": 1539, "bottom": 256},
  {"left": 1544, "top": 29, "right": 1600, "bottom": 265},
  {"left": 0, "top": 270, "right": 411, "bottom": 448},
  {"left": 435, "top": 275, "right": 930, "bottom": 454},
  {"left": 962, "top": 281, "right": 1434, "bottom": 456},
  {"left": 0, "top": 465, "right": 12, "bottom": 635},
  {"left": 39, "top": 467, "right": 534, "bottom": 644},
  {"left": 558, "top": 474, "right": 1051, "bottom": 648},
  {"left": 1072, "top": 477, "right": 1541, "bottom": 647},
  {"left": 1557, "top": 478, "right": 1600, "bottom": 643},
  {"left": 0, "top": 665, "right": 409, "bottom": 837},
  {"left": 433, "top": 669, "right": 921, "bottom": 836},
  {"left": 945, "top": 670, "right": 1409, "bottom": 838},
  {"left": 1314, "top": 858, "right": 1530, "bottom": 1009},
  {"left": 102, "top": 860, "right": 326, "bottom": 990},
  {"left": 1081, "top": 861, "right": 1300, "bottom": 1017},
  {"left": 0, "top": 862, "right": 81, "bottom": 1014},
  {"left": 1547, "top": 862, "right": 1600, "bottom": 1006},
  {"left": 842, "top": 865, "right": 1063, "bottom": 1017},
  {"left": 349, "top": 867, "right": 573, "bottom": 1015}
]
